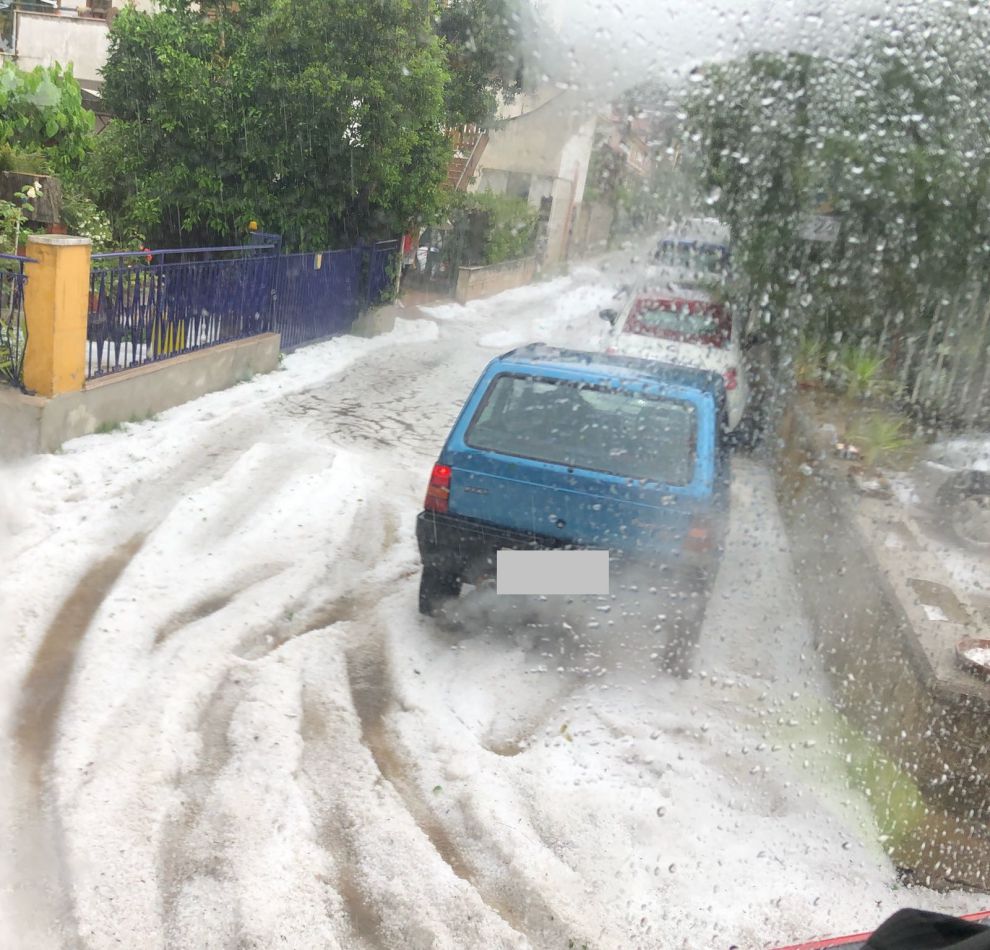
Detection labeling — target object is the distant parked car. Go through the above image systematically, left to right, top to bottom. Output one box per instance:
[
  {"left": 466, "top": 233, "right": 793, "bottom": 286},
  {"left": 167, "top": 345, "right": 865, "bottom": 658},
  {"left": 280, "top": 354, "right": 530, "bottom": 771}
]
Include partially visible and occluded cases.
[
  {"left": 653, "top": 238, "right": 731, "bottom": 285},
  {"left": 599, "top": 286, "right": 749, "bottom": 431},
  {"left": 415, "top": 344, "right": 730, "bottom": 671}
]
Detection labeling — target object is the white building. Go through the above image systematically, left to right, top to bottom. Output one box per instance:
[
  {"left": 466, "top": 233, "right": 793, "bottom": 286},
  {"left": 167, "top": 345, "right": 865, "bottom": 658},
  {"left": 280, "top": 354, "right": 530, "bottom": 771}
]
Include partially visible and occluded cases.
[
  {"left": 2, "top": 0, "right": 154, "bottom": 88},
  {"left": 469, "top": 87, "right": 598, "bottom": 266}
]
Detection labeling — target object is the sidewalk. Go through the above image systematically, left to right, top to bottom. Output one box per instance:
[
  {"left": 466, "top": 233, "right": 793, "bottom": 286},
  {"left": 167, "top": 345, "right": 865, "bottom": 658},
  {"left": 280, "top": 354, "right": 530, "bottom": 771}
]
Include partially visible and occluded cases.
[{"left": 350, "top": 288, "right": 452, "bottom": 338}]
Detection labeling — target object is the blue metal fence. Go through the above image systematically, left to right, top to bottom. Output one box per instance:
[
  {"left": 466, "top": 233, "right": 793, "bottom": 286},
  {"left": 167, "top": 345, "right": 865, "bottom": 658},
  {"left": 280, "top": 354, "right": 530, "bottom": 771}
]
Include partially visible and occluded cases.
[
  {"left": 85, "top": 235, "right": 401, "bottom": 377},
  {"left": 87, "top": 246, "right": 276, "bottom": 379},
  {"left": 273, "top": 248, "right": 363, "bottom": 352},
  {"left": 0, "top": 252, "right": 34, "bottom": 389}
]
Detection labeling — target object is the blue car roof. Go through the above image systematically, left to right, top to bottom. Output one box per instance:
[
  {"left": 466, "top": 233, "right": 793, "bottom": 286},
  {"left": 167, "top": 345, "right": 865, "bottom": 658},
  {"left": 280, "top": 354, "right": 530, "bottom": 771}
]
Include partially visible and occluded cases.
[{"left": 494, "top": 344, "right": 726, "bottom": 399}]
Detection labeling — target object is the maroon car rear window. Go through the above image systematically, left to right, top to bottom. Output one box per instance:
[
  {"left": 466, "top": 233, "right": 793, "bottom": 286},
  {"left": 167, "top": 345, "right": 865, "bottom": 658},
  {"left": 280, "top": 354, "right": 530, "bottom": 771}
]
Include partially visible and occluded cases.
[{"left": 624, "top": 297, "right": 730, "bottom": 348}]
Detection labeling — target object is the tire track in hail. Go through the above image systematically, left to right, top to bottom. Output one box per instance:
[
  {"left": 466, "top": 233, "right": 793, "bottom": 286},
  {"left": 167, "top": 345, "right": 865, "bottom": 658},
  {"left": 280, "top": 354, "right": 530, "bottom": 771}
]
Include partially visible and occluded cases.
[
  {"left": 11, "top": 532, "right": 146, "bottom": 948},
  {"left": 158, "top": 586, "right": 373, "bottom": 941},
  {"left": 343, "top": 635, "right": 588, "bottom": 948},
  {"left": 158, "top": 669, "right": 244, "bottom": 945},
  {"left": 300, "top": 693, "right": 386, "bottom": 950}
]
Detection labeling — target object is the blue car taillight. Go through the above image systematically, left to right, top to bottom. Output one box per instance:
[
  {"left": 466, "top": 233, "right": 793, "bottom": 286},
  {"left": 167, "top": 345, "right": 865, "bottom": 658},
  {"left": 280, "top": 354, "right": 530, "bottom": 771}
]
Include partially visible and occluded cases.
[
  {"left": 424, "top": 463, "right": 452, "bottom": 513},
  {"left": 683, "top": 514, "right": 714, "bottom": 554}
]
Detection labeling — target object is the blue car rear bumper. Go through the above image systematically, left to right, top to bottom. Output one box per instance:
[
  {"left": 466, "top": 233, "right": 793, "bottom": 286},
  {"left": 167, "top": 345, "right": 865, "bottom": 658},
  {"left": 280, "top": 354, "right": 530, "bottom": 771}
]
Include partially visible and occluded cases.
[{"left": 416, "top": 510, "right": 716, "bottom": 590}]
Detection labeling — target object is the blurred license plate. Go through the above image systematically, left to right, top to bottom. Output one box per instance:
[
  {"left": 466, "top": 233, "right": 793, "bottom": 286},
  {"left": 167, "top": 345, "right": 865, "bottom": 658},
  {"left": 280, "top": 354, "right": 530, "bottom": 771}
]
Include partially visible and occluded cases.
[{"left": 496, "top": 550, "right": 610, "bottom": 595}]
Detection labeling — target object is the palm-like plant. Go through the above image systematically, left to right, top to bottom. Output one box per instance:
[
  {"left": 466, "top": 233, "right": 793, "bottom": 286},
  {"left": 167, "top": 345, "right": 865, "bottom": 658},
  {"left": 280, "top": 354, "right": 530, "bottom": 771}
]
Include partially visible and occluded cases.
[
  {"left": 794, "top": 335, "right": 824, "bottom": 388},
  {"left": 839, "top": 344, "right": 900, "bottom": 402},
  {"left": 847, "top": 412, "right": 916, "bottom": 469}
]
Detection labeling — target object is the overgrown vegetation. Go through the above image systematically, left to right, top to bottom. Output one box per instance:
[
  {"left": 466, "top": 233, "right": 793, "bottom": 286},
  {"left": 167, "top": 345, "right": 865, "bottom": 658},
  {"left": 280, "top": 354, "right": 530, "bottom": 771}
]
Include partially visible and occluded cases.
[
  {"left": 86, "top": 0, "right": 534, "bottom": 251},
  {"left": 683, "top": 0, "right": 990, "bottom": 428},
  {"left": 0, "top": 63, "right": 94, "bottom": 174},
  {"left": 0, "top": 63, "right": 115, "bottom": 253},
  {"left": 0, "top": 178, "right": 46, "bottom": 255},
  {"left": 59, "top": 191, "right": 114, "bottom": 252},
  {"left": 458, "top": 191, "right": 538, "bottom": 265},
  {"left": 838, "top": 346, "right": 899, "bottom": 404},
  {"left": 847, "top": 412, "right": 917, "bottom": 469}
]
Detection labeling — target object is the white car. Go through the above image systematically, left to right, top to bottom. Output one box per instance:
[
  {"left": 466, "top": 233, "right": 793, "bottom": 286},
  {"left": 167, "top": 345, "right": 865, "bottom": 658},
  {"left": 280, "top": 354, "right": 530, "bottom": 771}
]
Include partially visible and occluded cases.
[{"left": 600, "top": 285, "right": 749, "bottom": 431}]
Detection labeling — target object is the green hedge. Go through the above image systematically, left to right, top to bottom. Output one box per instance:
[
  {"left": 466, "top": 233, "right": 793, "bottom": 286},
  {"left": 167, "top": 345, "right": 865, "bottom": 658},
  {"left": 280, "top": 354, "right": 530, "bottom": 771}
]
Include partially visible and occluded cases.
[{"left": 450, "top": 191, "right": 538, "bottom": 266}]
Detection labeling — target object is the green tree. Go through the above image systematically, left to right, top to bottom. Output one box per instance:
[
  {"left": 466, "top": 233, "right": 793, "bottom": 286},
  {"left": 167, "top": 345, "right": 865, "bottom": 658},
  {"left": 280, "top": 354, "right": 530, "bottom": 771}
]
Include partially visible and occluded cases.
[
  {"left": 89, "top": 0, "right": 533, "bottom": 250},
  {"left": 90, "top": 0, "right": 449, "bottom": 249},
  {"left": 437, "top": 0, "right": 533, "bottom": 126},
  {"left": 684, "top": 1, "right": 990, "bottom": 425},
  {"left": 688, "top": 3, "right": 990, "bottom": 313},
  {"left": 685, "top": 52, "right": 824, "bottom": 325},
  {"left": 0, "top": 62, "right": 94, "bottom": 173},
  {"left": 449, "top": 190, "right": 537, "bottom": 264}
]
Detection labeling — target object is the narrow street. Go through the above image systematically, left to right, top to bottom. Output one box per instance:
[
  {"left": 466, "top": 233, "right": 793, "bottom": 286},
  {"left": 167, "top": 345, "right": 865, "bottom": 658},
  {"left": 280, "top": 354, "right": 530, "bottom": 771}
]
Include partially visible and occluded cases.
[{"left": 1, "top": 266, "right": 986, "bottom": 949}]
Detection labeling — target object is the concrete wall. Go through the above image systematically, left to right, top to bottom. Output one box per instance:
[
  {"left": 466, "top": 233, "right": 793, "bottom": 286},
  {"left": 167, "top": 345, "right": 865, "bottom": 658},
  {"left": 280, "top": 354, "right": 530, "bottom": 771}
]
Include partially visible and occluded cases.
[
  {"left": 13, "top": 12, "right": 110, "bottom": 84},
  {"left": 474, "top": 89, "right": 596, "bottom": 267},
  {"left": 480, "top": 93, "right": 593, "bottom": 200},
  {"left": 556, "top": 116, "right": 595, "bottom": 207},
  {"left": 545, "top": 178, "right": 575, "bottom": 266},
  {"left": 572, "top": 200, "right": 615, "bottom": 255},
  {"left": 455, "top": 258, "right": 536, "bottom": 305},
  {"left": 1, "top": 334, "right": 279, "bottom": 459},
  {"left": 0, "top": 389, "right": 45, "bottom": 460},
  {"left": 775, "top": 403, "right": 990, "bottom": 889}
]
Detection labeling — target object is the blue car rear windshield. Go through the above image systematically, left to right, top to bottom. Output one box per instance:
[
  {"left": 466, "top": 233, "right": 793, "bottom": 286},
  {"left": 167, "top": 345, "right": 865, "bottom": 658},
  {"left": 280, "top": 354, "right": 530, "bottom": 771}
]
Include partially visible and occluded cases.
[{"left": 465, "top": 374, "right": 698, "bottom": 486}]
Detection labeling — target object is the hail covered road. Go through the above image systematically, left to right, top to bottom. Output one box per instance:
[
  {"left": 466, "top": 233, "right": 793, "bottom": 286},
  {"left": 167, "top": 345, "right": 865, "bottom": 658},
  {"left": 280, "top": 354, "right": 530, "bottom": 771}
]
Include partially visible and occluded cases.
[{"left": 1, "top": 262, "right": 984, "bottom": 950}]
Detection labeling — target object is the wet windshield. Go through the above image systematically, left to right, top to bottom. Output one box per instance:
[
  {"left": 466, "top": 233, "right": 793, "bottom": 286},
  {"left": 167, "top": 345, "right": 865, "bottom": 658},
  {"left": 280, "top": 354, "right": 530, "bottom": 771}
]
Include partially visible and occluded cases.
[{"left": 3, "top": 0, "right": 990, "bottom": 948}]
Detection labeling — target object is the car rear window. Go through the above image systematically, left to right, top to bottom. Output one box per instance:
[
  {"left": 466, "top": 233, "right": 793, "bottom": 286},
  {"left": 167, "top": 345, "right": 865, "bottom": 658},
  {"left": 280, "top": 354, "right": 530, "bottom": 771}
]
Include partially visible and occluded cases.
[
  {"left": 624, "top": 297, "right": 730, "bottom": 348},
  {"left": 465, "top": 374, "right": 698, "bottom": 486}
]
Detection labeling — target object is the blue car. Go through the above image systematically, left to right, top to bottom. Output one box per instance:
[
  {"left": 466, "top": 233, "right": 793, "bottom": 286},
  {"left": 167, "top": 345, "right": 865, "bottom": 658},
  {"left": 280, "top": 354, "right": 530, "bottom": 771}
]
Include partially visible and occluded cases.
[{"left": 416, "top": 345, "right": 730, "bottom": 655}]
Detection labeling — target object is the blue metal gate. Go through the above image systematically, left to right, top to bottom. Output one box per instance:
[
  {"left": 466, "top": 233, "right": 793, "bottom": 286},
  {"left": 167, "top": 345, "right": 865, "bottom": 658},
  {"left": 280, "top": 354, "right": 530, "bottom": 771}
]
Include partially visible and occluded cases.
[
  {"left": 87, "top": 245, "right": 277, "bottom": 379},
  {"left": 273, "top": 248, "right": 364, "bottom": 352}
]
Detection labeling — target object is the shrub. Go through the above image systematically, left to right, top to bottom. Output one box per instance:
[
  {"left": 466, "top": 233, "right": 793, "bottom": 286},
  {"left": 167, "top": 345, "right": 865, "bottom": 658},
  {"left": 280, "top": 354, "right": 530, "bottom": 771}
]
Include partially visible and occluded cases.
[
  {"left": 60, "top": 190, "right": 114, "bottom": 251},
  {"left": 449, "top": 190, "right": 539, "bottom": 266},
  {"left": 794, "top": 335, "right": 824, "bottom": 387},
  {"left": 838, "top": 344, "right": 901, "bottom": 402},
  {"left": 847, "top": 411, "right": 917, "bottom": 469}
]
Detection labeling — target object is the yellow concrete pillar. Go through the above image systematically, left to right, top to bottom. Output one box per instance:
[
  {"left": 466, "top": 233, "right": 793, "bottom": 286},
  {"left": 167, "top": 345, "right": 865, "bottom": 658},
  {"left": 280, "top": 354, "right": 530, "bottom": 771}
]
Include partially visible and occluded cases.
[{"left": 23, "top": 235, "right": 92, "bottom": 397}]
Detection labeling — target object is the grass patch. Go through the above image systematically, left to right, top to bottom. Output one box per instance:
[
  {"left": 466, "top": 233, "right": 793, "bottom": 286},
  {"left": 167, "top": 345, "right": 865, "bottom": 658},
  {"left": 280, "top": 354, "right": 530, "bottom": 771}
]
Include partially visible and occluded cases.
[
  {"left": 94, "top": 412, "right": 158, "bottom": 435},
  {"left": 95, "top": 419, "right": 125, "bottom": 435},
  {"left": 768, "top": 698, "right": 927, "bottom": 859}
]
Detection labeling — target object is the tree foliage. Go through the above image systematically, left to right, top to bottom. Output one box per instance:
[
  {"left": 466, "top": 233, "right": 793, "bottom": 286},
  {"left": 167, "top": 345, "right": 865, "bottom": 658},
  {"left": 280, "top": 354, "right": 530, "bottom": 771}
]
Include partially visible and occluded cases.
[
  {"left": 88, "top": 0, "right": 531, "bottom": 250},
  {"left": 437, "top": 0, "right": 531, "bottom": 127},
  {"left": 684, "top": 1, "right": 990, "bottom": 356},
  {"left": 0, "top": 62, "right": 94, "bottom": 173},
  {"left": 451, "top": 189, "right": 537, "bottom": 264}
]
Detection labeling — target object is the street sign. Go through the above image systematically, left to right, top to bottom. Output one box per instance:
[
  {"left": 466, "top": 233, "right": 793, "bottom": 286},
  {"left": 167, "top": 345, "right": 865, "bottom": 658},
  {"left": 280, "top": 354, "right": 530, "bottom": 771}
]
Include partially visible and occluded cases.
[{"left": 799, "top": 214, "right": 840, "bottom": 243}]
